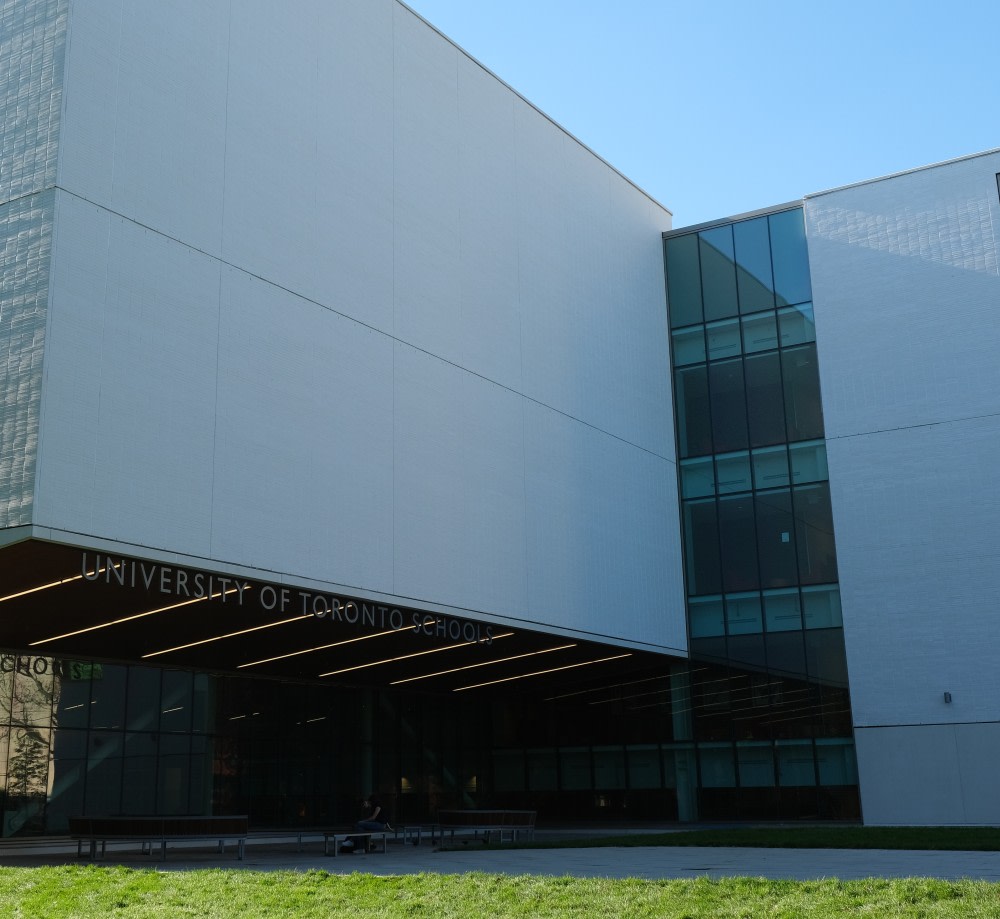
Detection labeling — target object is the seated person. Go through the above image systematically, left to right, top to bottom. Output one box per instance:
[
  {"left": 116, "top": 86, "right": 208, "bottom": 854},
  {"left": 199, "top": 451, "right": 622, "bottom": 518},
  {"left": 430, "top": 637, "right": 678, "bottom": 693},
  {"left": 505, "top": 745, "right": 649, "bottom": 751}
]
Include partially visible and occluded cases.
[{"left": 341, "top": 795, "right": 391, "bottom": 853}]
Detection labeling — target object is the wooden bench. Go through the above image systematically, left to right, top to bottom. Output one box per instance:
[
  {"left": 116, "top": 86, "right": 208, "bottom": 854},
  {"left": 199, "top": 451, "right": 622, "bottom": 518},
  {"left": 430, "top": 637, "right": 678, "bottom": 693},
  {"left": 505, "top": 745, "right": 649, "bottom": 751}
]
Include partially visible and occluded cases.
[
  {"left": 437, "top": 809, "right": 536, "bottom": 844},
  {"left": 69, "top": 815, "right": 249, "bottom": 861},
  {"left": 322, "top": 829, "right": 388, "bottom": 856}
]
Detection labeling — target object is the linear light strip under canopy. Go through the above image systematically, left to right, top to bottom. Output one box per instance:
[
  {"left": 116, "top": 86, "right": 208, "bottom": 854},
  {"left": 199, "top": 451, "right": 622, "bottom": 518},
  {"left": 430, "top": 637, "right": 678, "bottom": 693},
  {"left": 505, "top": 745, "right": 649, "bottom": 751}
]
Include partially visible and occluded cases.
[
  {"left": 0, "top": 569, "right": 96, "bottom": 604},
  {"left": 29, "top": 587, "right": 242, "bottom": 646},
  {"left": 142, "top": 615, "right": 306, "bottom": 658},
  {"left": 238, "top": 628, "right": 401, "bottom": 669},
  {"left": 318, "top": 632, "right": 515, "bottom": 678},
  {"left": 389, "top": 643, "right": 577, "bottom": 685},
  {"left": 453, "top": 653, "right": 633, "bottom": 692}
]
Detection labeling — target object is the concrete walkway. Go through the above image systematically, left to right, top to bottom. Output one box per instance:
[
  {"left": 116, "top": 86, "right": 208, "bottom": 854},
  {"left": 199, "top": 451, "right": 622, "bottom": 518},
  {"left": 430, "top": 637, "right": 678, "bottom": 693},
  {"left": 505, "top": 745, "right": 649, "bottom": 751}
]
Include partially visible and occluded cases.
[{"left": 2, "top": 830, "right": 1000, "bottom": 881}]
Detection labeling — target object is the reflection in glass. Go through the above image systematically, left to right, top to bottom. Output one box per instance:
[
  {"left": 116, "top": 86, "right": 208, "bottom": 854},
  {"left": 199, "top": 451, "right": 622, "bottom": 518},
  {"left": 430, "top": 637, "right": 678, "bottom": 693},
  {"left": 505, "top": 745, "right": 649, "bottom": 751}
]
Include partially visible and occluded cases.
[
  {"left": 769, "top": 209, "right": 812, "bottom": 306},
  {"left": 733, "top": 217, "right": 774, "bottom": 314},
  {"left": 699, "top": 226, "right": 738, "bottom": 321},
  {"left": 779, "top": 303, "right": 815, "bottom": 345},
  {"left": 742, "top": 312, "right": 778, "bottom": 353},
  {"left": 705, "top": 319, "right": 741, "bottom": 361},
  {"left": 672, "top": 326, "right": 705, "bottom": 366},
  {"left": 789, "top": 441, "right": 828, "bottom": 483},
  {"left": 752, "top": 446, "right": 789, "bottom": 490},
  {"left": 715, "top": 452, "right": 751, "bottom": 494},
  {"left": 681, "top": 457, "right": 715, "bottom": 498},
  {"left": 802, "top": 585, "right": 843, "bottom": 628},
  {"left": 764, "top": 589, "right": 802, "bottom": 632},
  {"left": 726, "top": 592, "right": 762, "bottom": 635},
  {"left": 805, "top": 630, "right": 849, "bottom": 686},
  {"left": 765, "top": 631, "right": 807, "bottom": 679},
  {"left": 89, "top": 666, "right": 126, "bottom": 731},
  {"left": 126, "top": 667, "right": 161, "bottom": 731},
  {"left": 160, "top": 670, "right": 193, "bottom": 733},
  {"left": 122, "top": 731, "right": 158, "bottom": 814},
  {"left": 816, "top": 738, "right": 857, "bottom": 786}
]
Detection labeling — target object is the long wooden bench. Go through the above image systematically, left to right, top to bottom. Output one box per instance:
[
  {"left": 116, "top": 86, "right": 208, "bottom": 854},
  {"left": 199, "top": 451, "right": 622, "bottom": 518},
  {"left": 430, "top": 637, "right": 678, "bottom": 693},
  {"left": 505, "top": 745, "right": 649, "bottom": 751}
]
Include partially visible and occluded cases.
[
  {"left": 437, "top": 809, "right": 536, "bottom": 844},
  {"left": 69, "top": 815, "right": 249, "bottom": 861}
]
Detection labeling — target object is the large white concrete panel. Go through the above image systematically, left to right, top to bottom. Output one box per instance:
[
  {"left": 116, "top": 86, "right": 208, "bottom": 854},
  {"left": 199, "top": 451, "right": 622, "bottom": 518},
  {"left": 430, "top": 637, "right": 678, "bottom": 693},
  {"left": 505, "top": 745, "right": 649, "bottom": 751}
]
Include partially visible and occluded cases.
[
  {"left": 0, "top": 0, "right": 66, "bottom": 206},
  {"left": 30, "top": 0, "right": 679, "bottom": 654},
  {"left": 59, "top": 0, "right": 229, "bottom": 256},
  {"left": 222, "top": 0, "right": 395, "bottom": 332},
  {"left": 392, "top": 31, "right": 522, "bottom": 391},
  {"left": 515, "top": 98, "right": 673, "bottom": 457},
  {"left": 806, "top": 153, "right": 1000, "bottom": 438},
  {"left": 807, "top": 153, "right": 1000, "bottom": 823},
  {"left": 0, "top": 191, "right": 53, "bottom": 527},
  {"left": 36, "top": 192, "right": 220, "bottom": 553},
  {"left": 211, "top": 268, "right": 395, "bottom": 589},
  {"left": 393, "top": 342, "right": 528, "bottom": 618},
  {"left": 523, "top": 401, "right": 686, "bottom": 652},
  {"left": 826, "top": 418, "right": 1000, "bottom": 727},
  {"left": 856, "top": 724, "right": 1000, "bottom": 825}
]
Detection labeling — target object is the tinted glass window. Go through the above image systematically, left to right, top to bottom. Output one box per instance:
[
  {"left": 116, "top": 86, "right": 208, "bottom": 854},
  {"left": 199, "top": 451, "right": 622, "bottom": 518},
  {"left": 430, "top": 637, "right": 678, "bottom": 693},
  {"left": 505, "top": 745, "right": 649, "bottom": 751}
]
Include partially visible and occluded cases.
[
  {"left": 769, "top": 209, "right": 812, "bottom": 306},
  {"left": 733, "top": 216, "right": 774, "bottom": 314},
  {"left": 700, "top": 226, "right": 738, "bottom": 321},
  {"left": 665, "top": 234, "right": 703, "bottom": 327},
  {"left": 782, "top": 344, "right": 824, "bottom": 442},
  {"left": 745, "top": 352, "right": 786, "bottom": 447},
  {"left": 709, "top": 360, "right": 749, "bottom": 453},
  {"left": 675, "top": 365, "right": 712, "bottom": 458},
  {"left": 793, "top": 484, "right": 838, "bottom": 584},
  {"left": 756, "top": 489, "right": 798, "bottom": 588},
  {"left": 718, "top": 494, "right": 758, "bottom": 592},
  {"left": 683, "top": 499, "right": 722, "bottom": 595}
]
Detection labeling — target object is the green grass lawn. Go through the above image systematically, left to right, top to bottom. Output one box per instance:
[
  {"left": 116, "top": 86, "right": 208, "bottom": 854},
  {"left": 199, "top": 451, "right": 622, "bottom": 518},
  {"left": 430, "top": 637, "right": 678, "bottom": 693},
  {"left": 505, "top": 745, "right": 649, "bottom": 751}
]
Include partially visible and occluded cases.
[
  {"left": 479, "top": 825, "right": 1000, "bottom": 852},
  {"left": 1, "top": 867, "right": 997, "bottom": 919}
]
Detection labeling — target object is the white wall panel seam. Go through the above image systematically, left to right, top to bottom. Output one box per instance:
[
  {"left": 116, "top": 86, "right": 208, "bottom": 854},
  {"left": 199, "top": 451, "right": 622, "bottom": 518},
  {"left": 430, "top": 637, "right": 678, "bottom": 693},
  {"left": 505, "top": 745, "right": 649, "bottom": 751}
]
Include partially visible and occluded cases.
[{"left": 46, "top": 187, "right": 673, "bottom": 462}]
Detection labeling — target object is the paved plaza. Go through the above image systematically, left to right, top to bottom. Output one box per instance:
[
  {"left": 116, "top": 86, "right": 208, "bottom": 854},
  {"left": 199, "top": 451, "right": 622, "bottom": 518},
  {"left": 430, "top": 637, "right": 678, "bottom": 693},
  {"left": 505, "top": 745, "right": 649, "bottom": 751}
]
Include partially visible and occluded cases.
[{"left": 2, "top": 829, "right": 999, "bottom": 882}]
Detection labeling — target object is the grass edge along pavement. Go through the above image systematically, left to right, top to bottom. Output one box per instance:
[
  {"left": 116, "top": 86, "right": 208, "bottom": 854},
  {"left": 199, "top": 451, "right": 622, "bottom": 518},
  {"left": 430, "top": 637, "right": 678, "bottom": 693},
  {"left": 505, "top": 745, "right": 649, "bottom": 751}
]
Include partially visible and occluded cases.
[
  {"left": 456, "top": 825, "right": 1000, "bottom": 852},
  {"left": 1, "top": 866, "right": 996, "bottom": 919}
]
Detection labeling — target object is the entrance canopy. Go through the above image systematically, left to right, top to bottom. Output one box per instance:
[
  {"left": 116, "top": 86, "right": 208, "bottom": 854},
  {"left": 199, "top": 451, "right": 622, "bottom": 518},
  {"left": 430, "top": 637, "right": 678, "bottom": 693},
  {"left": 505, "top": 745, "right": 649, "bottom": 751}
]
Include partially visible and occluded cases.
[{"left": 0, "top": 540, "right": 674, "bottom": 695}]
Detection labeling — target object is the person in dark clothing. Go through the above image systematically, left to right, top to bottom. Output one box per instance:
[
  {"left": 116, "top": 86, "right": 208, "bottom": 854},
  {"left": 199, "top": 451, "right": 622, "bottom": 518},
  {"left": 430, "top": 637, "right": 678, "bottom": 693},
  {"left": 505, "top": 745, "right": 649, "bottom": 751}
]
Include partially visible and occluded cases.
[
  {"left": 341, "top": 794, "right": 391, "bottom": 853},
  {"left": 356, "top": 795, "right": 390, "bottom": 833}
]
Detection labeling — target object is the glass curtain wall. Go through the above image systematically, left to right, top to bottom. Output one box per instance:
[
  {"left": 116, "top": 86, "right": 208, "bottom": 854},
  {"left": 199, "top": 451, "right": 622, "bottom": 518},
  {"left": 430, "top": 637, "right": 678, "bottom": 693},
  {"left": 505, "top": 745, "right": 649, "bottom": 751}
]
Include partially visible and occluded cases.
[
  {"left": 665, "top": 208, "right": 860, "bottom": 820},
  {"left": 0, "top": 652, "right": 695, "bottom": 835},
  {"left": 0, "top": 654, "right": 491, "bottom": 836}
]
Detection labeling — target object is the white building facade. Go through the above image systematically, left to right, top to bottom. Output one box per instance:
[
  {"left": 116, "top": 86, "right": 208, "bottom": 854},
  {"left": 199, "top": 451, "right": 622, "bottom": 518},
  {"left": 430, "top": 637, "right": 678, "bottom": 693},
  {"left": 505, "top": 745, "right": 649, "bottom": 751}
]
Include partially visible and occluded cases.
[{"left": 1, "top": 0, "right": 997, "bottom": 832}]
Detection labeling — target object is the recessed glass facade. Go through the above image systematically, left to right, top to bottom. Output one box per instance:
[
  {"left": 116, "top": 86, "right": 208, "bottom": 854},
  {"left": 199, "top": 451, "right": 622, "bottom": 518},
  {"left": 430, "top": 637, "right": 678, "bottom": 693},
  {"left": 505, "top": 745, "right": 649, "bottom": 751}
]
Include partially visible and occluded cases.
[{"left": 664, "top": 207, "right": 859, "bottom": 820}]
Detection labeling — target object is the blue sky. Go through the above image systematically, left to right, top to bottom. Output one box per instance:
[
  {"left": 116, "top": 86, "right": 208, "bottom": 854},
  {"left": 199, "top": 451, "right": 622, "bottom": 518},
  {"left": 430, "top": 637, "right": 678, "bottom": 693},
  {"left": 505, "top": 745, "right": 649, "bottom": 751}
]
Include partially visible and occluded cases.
[{"left": 406, "top": 0, "right": 999, "bottom": 227}]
